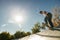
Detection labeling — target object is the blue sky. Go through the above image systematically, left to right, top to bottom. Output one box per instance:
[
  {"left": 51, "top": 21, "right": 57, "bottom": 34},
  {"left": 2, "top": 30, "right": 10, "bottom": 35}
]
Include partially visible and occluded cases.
[{"left": 0, "top": 0, "right": 60, "bottom": 34}]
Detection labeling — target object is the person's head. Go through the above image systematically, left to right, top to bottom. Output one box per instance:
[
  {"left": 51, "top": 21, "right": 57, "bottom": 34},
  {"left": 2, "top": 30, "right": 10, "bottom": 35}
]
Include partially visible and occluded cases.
[
  {"left": 39, "top": 11, "right": 43, "bottom": 14},
  {"left": 39, "top": 11, "right": 48, "bottom": 16},
  {"left": 39, "top": 11, "right": 47, "bottom": 14},
  {"left": 43, "top": 11, "right": 47, "bottom": 15},
  {"left": 43, "top": 11, "right": 48, "bottom": 16}
]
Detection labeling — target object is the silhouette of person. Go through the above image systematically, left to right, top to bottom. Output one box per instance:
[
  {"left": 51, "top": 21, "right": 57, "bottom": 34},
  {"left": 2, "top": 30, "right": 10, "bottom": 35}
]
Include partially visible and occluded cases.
[{"left": 39, "top": 11, "right": 54, "bottom": 29}]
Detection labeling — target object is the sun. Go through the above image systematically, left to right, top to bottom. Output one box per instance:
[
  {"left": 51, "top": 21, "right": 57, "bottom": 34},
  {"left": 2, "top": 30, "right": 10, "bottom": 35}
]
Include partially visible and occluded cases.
[
  {"left": 10, "top": 7, "right": 26, "bottom": 24},
  {"left": 14, "top": 15, "right": 23, "bottom": 23}
]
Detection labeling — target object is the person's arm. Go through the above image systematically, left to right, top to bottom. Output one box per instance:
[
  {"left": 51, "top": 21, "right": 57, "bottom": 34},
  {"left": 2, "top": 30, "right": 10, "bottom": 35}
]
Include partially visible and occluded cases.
[{"left": 44, "top": 17, "right": 48, "bottom": 24}]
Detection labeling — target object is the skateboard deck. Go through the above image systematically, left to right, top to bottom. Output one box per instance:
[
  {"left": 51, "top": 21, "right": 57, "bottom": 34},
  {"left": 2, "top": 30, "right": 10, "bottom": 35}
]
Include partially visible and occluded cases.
[{"left": 49, "top": 27, "right": 60, "bottom": 31}]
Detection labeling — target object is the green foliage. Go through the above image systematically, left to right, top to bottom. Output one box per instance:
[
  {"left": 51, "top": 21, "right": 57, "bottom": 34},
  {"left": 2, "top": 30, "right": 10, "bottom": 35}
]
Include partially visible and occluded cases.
[
  {"left": 0, "top": 22, "right": 42, "bottom": 39},
  {"left": 31, "top": 22, "right": 41, "bottom": 34},
  {"left": 0, "top": 31, "right": 31, "bottom": 40},
  {"left": 14, "top": 31, "right": 27, "bottom": 39},
  {"left": 14, "top": 31, "right": 21, "bottom": 38},
  {"left": 20, "top": 31, "right": 27, "bottom": 37},
  {"left": 0, "top": 32, "right": 10, "bottom": 40},
  {"left": 26, "top": 32, "right": 31, "bottom": 36},
  {"left": 10, "top": 35, "right": 15, "bottom": 39}
]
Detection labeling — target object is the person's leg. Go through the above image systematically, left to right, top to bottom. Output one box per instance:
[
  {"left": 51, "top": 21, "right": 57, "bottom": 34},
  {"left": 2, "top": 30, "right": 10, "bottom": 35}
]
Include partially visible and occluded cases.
[
  {"left": 44, "top": 17, "right": 49, "bottom": 27},
  {"left": 44, "top": 17, "right": 47, "bottom": 24},
  {"left": 48, "top": 20, "right": 54, "bottom": 28}
]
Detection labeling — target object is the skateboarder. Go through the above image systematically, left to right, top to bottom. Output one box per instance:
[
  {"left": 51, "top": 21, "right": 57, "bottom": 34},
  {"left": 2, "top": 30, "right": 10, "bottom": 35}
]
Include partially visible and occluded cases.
[{"left": 39, "top": 11, "right": 54, "bottom": 29}]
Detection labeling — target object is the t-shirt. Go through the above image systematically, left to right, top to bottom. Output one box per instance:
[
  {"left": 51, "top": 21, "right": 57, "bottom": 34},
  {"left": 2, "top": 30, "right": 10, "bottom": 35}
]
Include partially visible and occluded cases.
[
  {"left": 44, "top": 12, "right": 52, "bottom": 23},
  {"left": 47, "top": 12, "right": 52, "bottom": 19}
]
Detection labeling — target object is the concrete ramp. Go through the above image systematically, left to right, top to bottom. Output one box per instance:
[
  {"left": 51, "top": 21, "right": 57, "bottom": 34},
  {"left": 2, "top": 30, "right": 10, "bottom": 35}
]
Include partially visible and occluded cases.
[{"left": 14, "top": 30, "right": 60, "bottom": 40}]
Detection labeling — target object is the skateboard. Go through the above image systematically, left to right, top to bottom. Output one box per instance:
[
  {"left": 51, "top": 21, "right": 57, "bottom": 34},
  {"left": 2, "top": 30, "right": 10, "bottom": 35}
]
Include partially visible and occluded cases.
[
  {"left": 42, "top": 23, "right": 60, "bottom": 31},
  {"left": 47, "top": 26, "right": 60, "bottom": 31}
]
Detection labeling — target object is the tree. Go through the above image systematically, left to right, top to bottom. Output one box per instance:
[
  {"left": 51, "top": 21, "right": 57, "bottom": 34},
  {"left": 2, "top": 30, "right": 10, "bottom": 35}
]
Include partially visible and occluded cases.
[
  {"left": 52, "top": 7, "right": 60, "bottom": 27},
  {"left": 31, "top": 22, "right": 41, "bottom": 34},
  {"left": 14, "top": 31, "right": 27, "bottom": 39},
  {"left": 14, "top": 31, "right": 21, "bottom": 39},
  {"left": 20, "top": 31, "right": 26, "bottom": 37},
  {"left": 0, "top": 32, "right": 10, "bottom": 40},
  {"left": 26, "top": 32, "right": 31, "bottom": 36},
  {"left": 10, "top": 35, "right": 15, "bottom": 40}
]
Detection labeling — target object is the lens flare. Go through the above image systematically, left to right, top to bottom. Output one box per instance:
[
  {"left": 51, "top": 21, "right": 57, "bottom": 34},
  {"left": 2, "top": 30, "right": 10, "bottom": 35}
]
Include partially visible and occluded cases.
[{"left": 14, "top": 15, "right": 23, "bottom": 23}]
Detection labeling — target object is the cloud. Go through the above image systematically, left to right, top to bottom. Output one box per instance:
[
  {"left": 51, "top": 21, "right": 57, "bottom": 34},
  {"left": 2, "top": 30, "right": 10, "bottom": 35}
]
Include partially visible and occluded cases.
[
  {"left": 1, "top": 19, "right": 14, "bottom": 27},
  {"left": 8, "top": 19, "right": 14, "bottom": 23},
  {"left": 1, "top": 24, "right": 8, "bottom": 27},
  {"left": 18, "top": 24, "right": 22, "bottom": 28}
]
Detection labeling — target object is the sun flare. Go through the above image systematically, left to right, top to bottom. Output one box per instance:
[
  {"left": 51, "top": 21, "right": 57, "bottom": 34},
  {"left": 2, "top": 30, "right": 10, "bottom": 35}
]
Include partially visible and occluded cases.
[
  {"left": 10, "top": 7, "right": 26, "bottom": 24},
  {"left": 14, "top": 15, "right": 23, "bottom": 23}
]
